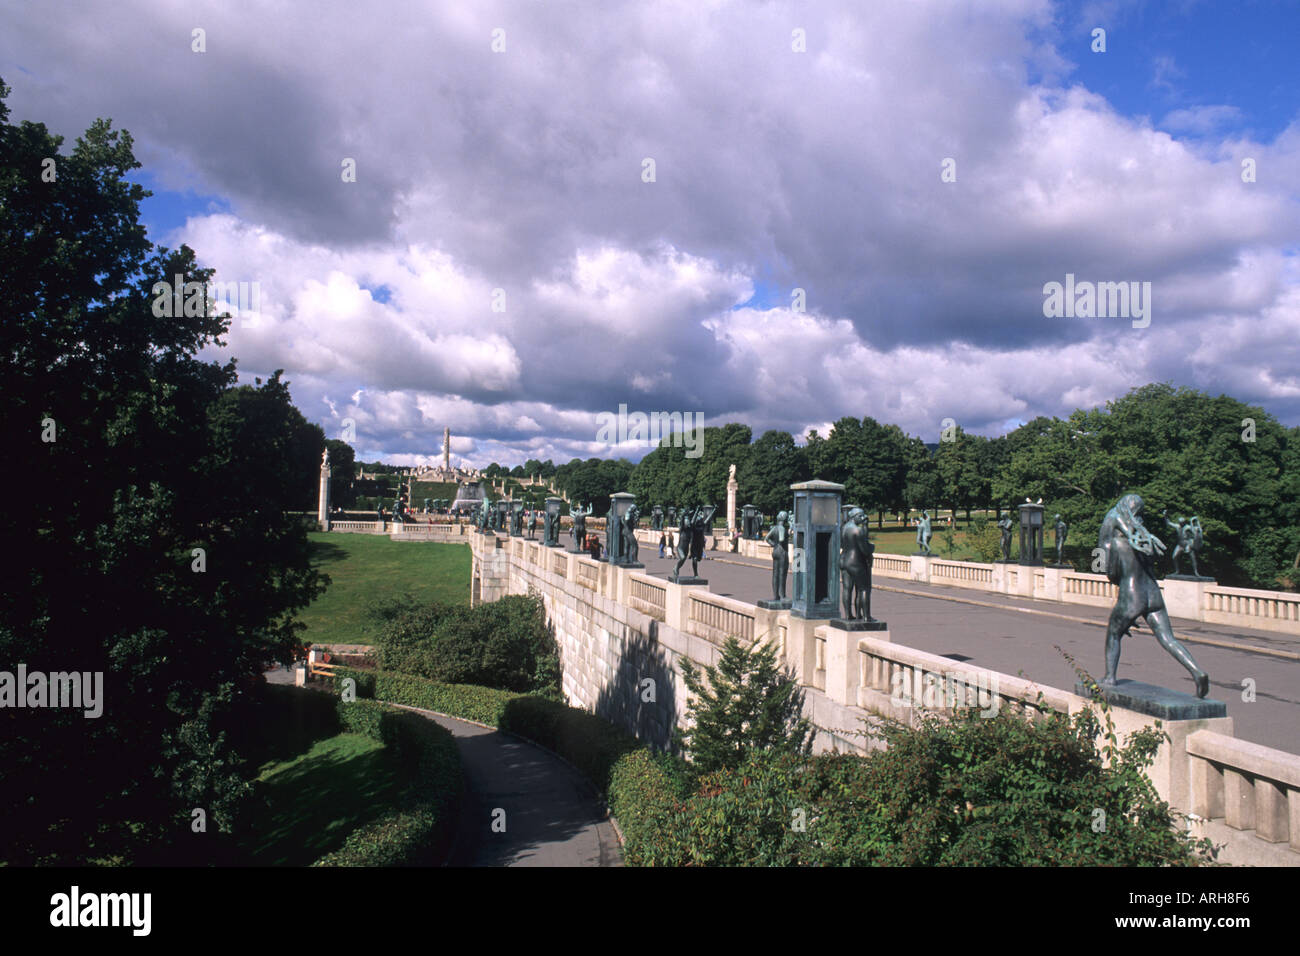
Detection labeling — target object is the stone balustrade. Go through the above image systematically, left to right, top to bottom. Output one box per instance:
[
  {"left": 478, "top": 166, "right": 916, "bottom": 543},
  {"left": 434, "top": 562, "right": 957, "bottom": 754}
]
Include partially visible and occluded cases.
[{"left": 1187, "top": 730, "right": 1300, "bottom": 853}]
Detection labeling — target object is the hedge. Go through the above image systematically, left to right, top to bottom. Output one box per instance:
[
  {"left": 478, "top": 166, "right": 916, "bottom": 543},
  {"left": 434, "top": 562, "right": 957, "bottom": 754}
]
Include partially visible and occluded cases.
[
  {"left": 332, "top": 666, "right": 523, "bottom": 727},
  {"left": 312, "top": 697, "right": 463, "bottom": 866}
]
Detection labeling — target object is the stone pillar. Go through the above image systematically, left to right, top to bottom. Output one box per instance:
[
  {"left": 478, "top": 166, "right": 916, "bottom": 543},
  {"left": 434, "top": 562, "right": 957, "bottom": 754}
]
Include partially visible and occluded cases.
[
  {"left": 444, "top": 426, "right": 451, "bottom": 471},
  {"left": 317, "top": 449, "right": 331, "bottom": 530},
  {"left": 726, "top": 466, "right": 738, "bottom": 537},
  {"left": 1162, "top": 576, "right": 1212, "bottom": 622}
]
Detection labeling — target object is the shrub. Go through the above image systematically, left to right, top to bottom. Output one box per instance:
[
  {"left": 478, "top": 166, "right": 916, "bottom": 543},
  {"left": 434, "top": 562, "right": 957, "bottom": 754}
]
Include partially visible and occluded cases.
[
  {"left": 966, "top": 514, "right": 1002, "bottom": 563},
  {"left": 369, "top": 593, "right": 562, "bottom": 696},
  {"left": 676, "top": 636, "right": 812, "bottom": 778},
  {"left": 332, "top": 666, "right": 522, "bottom": 727},
  {"left": 314, "top": 699, "right": 462, "bottom": 866},
  {"left": 608, "top": 750, "right": 692, "bottom": 866}
]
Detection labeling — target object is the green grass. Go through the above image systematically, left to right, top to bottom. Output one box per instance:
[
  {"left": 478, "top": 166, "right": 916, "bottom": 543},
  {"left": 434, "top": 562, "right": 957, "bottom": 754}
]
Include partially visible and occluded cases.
[
  {"left": 298, "top": 533, "right": 470, "bottom": 645},
  {"left": 243, "top": 732, "right": 408, "bottom": 866}
]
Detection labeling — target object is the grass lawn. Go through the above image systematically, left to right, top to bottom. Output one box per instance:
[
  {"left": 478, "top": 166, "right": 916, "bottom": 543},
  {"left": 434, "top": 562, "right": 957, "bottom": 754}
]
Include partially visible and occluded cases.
[
  {"left": 298, "top": 533, "right": 471, "bottom": 645},
  {"left": 242, "top": 732, "right": 408, "bottom": 866}
]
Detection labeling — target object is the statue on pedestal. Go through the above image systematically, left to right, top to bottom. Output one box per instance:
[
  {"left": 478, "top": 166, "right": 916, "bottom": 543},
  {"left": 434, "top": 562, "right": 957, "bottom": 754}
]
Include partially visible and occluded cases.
[
  {"left": 1098, "top": 494, "right": 1209, "bottom": 697},
  {"left": 392, "top": 498, "right": 404, "bottom": 525},
  {"left": 571, "top": 503, "right": 591, "bottom": 550},
  {"left": 624, "top": 505, "right": 640, "bottom": 564},
  {"left": 673, "top": 505, "right": 716, "bottom": 581},
  {"left": 840, "top": 508, "right": 877, "bottom": 622},
  {"left": 528, "top": 510, "right": 538, "bottom": 539},
  {"left": 766, "top": 510, "right": 789, "bottom": 601},
  {"left": 915, "top": 510, "right": 932, "bottom": 555},
  {"left": 997, "top": 511, "right": 1014, "bottom": 561},
  {"left": 1163, "top": 512, "right": 1206, "bottom": 577},
  {"left": 1054, "top": 514, "right": 1068, "bottom": 566}
]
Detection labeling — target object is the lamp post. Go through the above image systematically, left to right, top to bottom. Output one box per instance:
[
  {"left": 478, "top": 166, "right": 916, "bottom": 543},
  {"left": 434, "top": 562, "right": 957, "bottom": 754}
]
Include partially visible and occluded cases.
[
  {"left": 790, "top": 480, "right": 844, "bottom": 620},
  {"left": 604, "top": 492, "right": 642, "bottom": 567},
  {"left": 1019, "top": 502, "right": 1045, "bottom": 566}
]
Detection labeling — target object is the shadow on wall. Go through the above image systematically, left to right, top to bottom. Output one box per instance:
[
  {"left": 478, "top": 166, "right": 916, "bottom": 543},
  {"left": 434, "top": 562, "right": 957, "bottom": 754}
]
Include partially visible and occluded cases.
[{"left": 591, "top": 620, "right": 679, "bottom": 754}]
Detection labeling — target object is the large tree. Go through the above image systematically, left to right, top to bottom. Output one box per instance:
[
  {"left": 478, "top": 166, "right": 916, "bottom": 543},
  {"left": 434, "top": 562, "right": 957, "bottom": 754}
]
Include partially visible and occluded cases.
[{"left": 0, "top": 81, "right": 325, "bottom": 864}]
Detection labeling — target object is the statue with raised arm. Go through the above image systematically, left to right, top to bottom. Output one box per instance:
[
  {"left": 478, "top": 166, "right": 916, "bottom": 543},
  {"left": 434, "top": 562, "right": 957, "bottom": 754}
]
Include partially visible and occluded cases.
[
  {"left": 1098, "top": 493, "right": 1209, "bottom": 697},
  {"left": 392, "top": 497, "right": 404, "bottom": 525},
  {"left": 571, "top": 503, "right": 591, "bottom": 550},
  {"left": 674, "top": 505, "right": 716, "bottom": 580},
  {"left": 840, "top": 507, "right": 877, "bottom": 621},
  {"left": 765, "top": 510, "right": 790, "bottom": 601},
  {"left": 915, "top": 510, "right": 932, "bottom": 555},
  {"left": 998, "top": 511, "right": 1015, "bottom": 561},
  {"left": 1163, "top": 511, "right": 1206, "bottom": 577},
  {"left": 1054, "top": 514, "right": 1068, "bottom": 566}
]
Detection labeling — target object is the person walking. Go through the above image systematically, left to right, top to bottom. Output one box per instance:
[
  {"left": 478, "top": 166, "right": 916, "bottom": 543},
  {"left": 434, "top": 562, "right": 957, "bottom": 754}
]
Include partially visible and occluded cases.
[{"left": 658, "top": 530, "right": 666, "bottom": 558}]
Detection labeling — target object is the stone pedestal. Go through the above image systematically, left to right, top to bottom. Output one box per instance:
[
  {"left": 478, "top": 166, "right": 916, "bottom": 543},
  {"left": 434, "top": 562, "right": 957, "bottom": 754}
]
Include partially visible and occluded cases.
[
  {"left": 727, "top": 470, "right": 738, "bottom": 537},
  {"left": 909, "top": 554, "right": 929, "bottom": 583},
  {"left": 671, "top": 575, "right": 707, "bottom": 585},
  {"left": 1162, "top": 575, "right": 1214, "bottom": 621},
  {"left": 757, "top": 599, "right": 791, "bottom": 610},
  {"left": 824, "top": 623, "right": 892, "bottom": 707},
  {"left": 1075, "top": 679, "right": 1226, "bottom": 720}
]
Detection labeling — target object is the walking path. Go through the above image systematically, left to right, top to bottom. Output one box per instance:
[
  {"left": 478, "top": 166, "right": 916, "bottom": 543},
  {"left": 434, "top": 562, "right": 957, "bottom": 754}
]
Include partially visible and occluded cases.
[{"left": 407, "top": 708, "right": 622, "bottom": 867}]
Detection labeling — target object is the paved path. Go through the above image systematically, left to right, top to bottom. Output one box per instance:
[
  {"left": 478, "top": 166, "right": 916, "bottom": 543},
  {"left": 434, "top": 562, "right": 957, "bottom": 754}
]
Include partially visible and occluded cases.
[
  {"left": 644, "top": 548, "right": 1300, "bottom": 752},
  {"left": 412, "top": 709, "right": 621, "bottom": 867}
]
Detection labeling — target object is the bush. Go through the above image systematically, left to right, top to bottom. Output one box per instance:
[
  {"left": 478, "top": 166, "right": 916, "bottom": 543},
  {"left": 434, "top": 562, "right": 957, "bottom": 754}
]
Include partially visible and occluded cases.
[
  {"left": 966, "top": 514, "right": 1003, "bottom": 563},
  {"left": 369, "top": 592, "right": 562, "bottom": 697},
  {"left": 676, "top": 636, "right": 812, "bottom": 778},
  {"left": 332, "top": 666, "right": 522, "bottom": 727},
  {"left": 314, "top": 699, "right": 462, "bottom": 866},
  {"left": 608, "top": 750, "right": 692, "bottom": 866}
]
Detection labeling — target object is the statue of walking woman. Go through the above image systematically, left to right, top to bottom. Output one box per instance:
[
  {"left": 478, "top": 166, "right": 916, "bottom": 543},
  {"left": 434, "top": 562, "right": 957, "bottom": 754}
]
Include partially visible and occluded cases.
[{"left": 1098, "top": 493, "right": 1209, "bottom": 698}]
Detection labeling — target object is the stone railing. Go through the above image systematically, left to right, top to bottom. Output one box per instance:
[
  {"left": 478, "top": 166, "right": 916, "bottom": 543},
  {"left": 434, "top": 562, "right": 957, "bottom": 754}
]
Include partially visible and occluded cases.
[
  {"left": 330, "top": 520, "right": 384, "bottom": 533},
  {"left": 873, "top": 553, "right": 912, "bottom": 578},
  {"left": 575, "top": 559, "right": 600, "bottom": 591},
  {"left": 930, "top": 559, "right": 994, "bottom": 588},
  {"left": 1061, "top": 571, "right": 1117, "bottom": 606},
  {"left": 629, "top": 575, "right": 668, "bottom": 622},
  {"left": 1204, "top": 584, "right": 1300, "bottom": 635},
  {"left": 687, "top": 591, "right": 756, "bottom": 646},
  {"left": 855, "top": 635, "right": 1074, "bottom": 722},
  {"left": 1187, "top": 730, "right": 1300, "bottom": 852}
]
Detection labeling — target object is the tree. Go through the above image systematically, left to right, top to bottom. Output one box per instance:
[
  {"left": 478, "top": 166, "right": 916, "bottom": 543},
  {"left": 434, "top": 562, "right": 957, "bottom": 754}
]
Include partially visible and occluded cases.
[
  {"left": 0, "top": 80, "right": 325, "bottom": 864},
  {"left": 741, "top": 430, "right": 810, "bottom": 516},
  {"left": 675, "top": 636, "right": 812, "bottom": 777}
]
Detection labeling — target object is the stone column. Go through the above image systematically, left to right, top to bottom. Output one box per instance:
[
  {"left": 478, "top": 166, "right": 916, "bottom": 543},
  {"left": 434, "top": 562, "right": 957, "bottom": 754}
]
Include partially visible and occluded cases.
[
  {"left": 317, "top": 449, "right": 331, "bottom": 531},
  {"left": 726, "top": 465, "right": 738, "bottom": 536}
]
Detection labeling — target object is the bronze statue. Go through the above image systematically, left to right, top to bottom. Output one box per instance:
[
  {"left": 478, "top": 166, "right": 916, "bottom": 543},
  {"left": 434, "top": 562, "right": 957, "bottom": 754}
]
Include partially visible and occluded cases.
[
  {"left": 1098, "top": 493, "right": 1209, "bottom": 697},
  {"left": 571, "top": 503, "right": 591, "bottom": 549},
  {"left": 624, "top": 504, "right": 640, "bottom": 564},
  {"left": 673, "top": 505, "right": 716, "bottom": 580},
  {"left": 840, "top": 507, "right": 876, "bottom": 621},
  {"left": 766, "top": 510, "right": 790, "bottom": 601},
  {"left": 915, "top": 510, "right": 932, "bottom": 555},
  {"left": 998, "top": 511, "right": 1015, "bottom": 561},
  {"left": 1163, "top": 511, "right": 1205, "bottom": 577},
  {"left": 1054, "top": 514, "right": 1068, "bottom": 566}
]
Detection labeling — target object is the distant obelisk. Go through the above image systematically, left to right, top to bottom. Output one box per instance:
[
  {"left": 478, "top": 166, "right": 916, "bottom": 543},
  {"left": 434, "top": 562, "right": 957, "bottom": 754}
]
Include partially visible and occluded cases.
[{"left": 443, "top": 427, "right": 451, "bottom": 471}]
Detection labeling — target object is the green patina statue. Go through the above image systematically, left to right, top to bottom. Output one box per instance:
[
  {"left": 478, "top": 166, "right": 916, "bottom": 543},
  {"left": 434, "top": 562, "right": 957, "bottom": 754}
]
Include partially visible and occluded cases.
[
  {"left": 1098, "top": 493, "right": 1209, "bottom": 697},
  {"left": 840, "top": 507, "right": 877, "bottom": 621},
  {"left": 765, "top": 510, "right": 790, "bottom": 601},
  {"left": 915, "top": 510, "right": 932, "bottom": 555},
  {"left": 1163, "top": 511, "right": 1206, "bottom": 577}
]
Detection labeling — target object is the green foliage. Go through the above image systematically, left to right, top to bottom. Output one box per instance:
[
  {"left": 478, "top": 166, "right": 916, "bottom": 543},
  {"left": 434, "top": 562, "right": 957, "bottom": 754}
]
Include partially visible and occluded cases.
[
  {"left": 0, "top": 82, "right": 326, "bottom": 864},
  {"left": 966, "top": 513, "right": 1002, "bottom": 563},
  {"left": 367, "top": 591, "right": 561, "bottom": 696},
  {"left": 676, "top": 636, "right": 812, "bottom": 777},
  {"left": 333, "top": 666, "right": 523, "bottom": 726},
  {"left": 313, "top": 699, "right": 462, "bottom": 866},
  {"left": 607, "top": 749, "right": 693, "bottom": 865}
]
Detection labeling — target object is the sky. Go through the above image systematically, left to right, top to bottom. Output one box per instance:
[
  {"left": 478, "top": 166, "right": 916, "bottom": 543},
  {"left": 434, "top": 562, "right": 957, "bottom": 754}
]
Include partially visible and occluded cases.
[{"left": 3, "top": 0, "right": 1298, "bottom": 468}]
